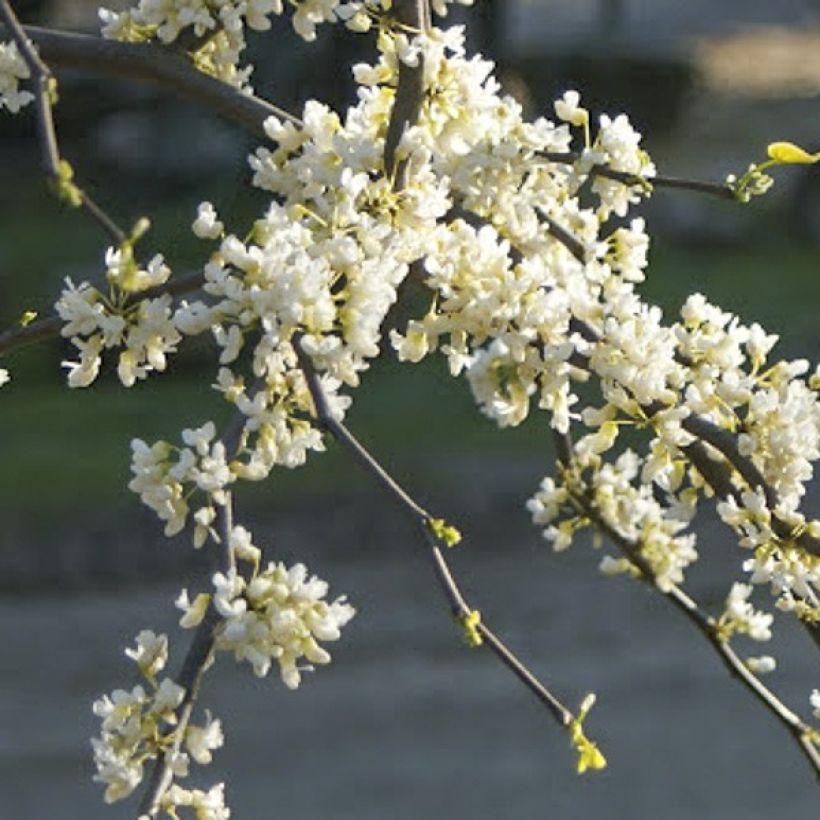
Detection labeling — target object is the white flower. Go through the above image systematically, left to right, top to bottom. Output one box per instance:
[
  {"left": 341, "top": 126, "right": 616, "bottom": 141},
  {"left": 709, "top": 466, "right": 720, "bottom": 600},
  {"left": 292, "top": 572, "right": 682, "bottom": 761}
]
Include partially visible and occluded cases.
[
  {"left": 0, "top": 39, "right": 34, "bottom": 114},
  {"left": 554, "top": 90, "right": 588, "bottom": 128},
  {"left": 192, "top": 201, "right": 224, "bottom": 239},
  {"left": 62, "top": 334, "right": 104, "bottom": 388},
  {"left": 0, "top": 368, "right": 9, "bottom": 387},
  {"left": 230, "top": 525, "right": 261, "bottom": 563},
  {"left": 214, "top": 559, "right": 355, "bottom": 688},
  {"left": 722, "top": 583, "right": 773, "bottom": 642},
  {"left": 176, "top": 588, "right": 211, "bottom": 628},
  {"left": 125, "top": 630, "right": 168, "bottom": 677},
  {"left": 745, "top": 656, "right": 776, "bottom": 674},
  {"left": 153, "top": 677, "right": 186, "bottom": 715},
  {"left": 811, "top": 689, "right": 820, "bottom": 720},
  {"left": 185, "top": 712, "right": 224, "bottom": 765},
  {"left": 162, "top": 782, "right": 231, "bottom": 820}
]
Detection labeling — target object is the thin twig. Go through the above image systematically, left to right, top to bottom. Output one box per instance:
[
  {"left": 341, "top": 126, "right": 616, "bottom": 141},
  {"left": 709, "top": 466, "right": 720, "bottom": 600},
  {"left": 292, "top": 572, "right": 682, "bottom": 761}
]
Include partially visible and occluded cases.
[
  {"left": 0, "top": 3, "right": 130, "bottom": 243},
  {"left": 539, "top": 151, "right": 736, "bottom": 200},
  {"left": 540, "top": 212, "right": 587, "bottom": 262},
  {"left": 295, "top": 334, "right": 576, "bottom": 729},
  {"left": 551, "top": 429, "right": 820, "bottom": 778},
  {"left": 137, "top": 450, "right": 239, "bottom": 816},
  {"left": 135, "top": 603, "right": 221, "bottom": 817}
]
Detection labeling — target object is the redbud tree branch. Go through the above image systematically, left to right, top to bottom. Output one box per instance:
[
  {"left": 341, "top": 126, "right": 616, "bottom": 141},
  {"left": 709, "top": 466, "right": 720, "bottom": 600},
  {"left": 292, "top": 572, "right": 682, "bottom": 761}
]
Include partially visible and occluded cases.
[
  {"left": 383, "top": 0, "right": 429, "bottom": 189},
  {"left": 0, "top": 24, "right": 299, "bottom": 139},
  {"left": 539, "top": 151, "right": 737, "bottom": 200},
  {"left": 294, "top": 334, "right": 578, "bottom": 730},
  {"left": 136, "top": 397, "right": 251, "bottom": 817},
  {"left": 551, "top": 429, "right": 820, "bottom": 778}
]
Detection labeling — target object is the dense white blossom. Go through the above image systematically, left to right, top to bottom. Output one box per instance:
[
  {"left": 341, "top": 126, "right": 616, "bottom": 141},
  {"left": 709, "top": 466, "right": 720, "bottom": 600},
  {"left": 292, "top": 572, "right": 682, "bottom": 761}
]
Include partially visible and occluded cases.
[
  {"left": 56, "top": 247, "right": 180, "bottom": 389},
  {"left": 129, "top": 422, "right": 234, "bottom": 536},
  {"left": 211, "top": 558, "right": 355, "bottom": 688},
  {"left": 92, "top": 632, "right": 228, "bottom": 806},
  {"left": 160, "top": 782, "right": 231, "bottom": 819}
]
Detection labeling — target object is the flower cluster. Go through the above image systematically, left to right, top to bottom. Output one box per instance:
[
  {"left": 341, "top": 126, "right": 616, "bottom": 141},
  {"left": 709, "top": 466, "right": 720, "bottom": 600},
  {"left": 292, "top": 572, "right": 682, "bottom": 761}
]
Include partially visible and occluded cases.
[
  {"left": 99, "top": 0, "right": 473, "bottom": 90},
  {"left": 0, "top": 39, "right": 33, "bottom": 114},
  {"left": 56, "top": 245, "right": 180, "bottom": 388},
  {"left": 129, "top": 422, "right": 233, "bottom": 539},
  {"left": 528, "top": 448, "right": 698, "bottom": 592},
  {"left": 94, "top": 518, "right": 353, "bottom": 813},
  {"left": 177, "top": 526, "right": 355, "bottom": 689},
  {"left": 717, "top": 583, "right": 774, "bottom": 642},
  {"left": 91, "top": 631, "right": 224, "bottom": 806},
  {"left": 159, "top": 783, "right": 230, "bottom": 819}
]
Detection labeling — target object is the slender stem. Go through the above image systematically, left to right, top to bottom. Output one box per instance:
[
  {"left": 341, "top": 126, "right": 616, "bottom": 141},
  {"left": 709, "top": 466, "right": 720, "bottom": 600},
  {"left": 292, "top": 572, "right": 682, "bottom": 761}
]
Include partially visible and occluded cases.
[
  {"left": 0, "top": 0, "right": 126, "bottom": 244},
  {"left": 0, "top": 6, "right": 130, "bottom": 243},
  {"left": 540, "top": 151, "right": 736, "bottom": 200},
  {"left": 540, "top": 212, "right": 587, "bottom": 262},
  {"left": 0, "top": 315, "right": 62, "bottom": 356},
  {"left": 295, "top": 335, "right": 576, "bottom": 729},
  {"left": 136, "top": 422, "right": 241, "bottom": 816},
  {"left": 552, "top": 430, "right": 820, "bottom": 778},
  {"left": 136, "top": 604, "right": 221, "bottom": 817}
]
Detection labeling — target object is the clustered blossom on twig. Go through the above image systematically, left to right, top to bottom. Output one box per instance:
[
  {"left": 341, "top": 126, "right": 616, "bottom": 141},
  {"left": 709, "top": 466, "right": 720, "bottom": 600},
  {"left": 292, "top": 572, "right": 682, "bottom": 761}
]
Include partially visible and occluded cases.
[
  {"left": 1, "top": 0, "right": 820, "bottom": 814},
  {"left": 0, "top": 37, "right": 31, "bottom": 111}
]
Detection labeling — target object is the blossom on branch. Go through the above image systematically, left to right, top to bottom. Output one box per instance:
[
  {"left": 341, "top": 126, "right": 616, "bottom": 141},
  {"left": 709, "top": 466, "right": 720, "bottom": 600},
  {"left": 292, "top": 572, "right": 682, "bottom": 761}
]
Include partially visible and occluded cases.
[{"left": 0, "top": 39, "right": 33, "bottom": 113}]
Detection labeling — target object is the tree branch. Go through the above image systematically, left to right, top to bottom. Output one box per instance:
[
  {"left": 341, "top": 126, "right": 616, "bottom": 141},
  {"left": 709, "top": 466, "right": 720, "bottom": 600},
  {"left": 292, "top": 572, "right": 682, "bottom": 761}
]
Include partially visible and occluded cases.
[
  {"left": 383, "top": 1, "right": 428, "bottom": 189},
  {"left": 0, "top": 5, "right": 128, "bottom": 243},
  {"left": 0, "top": 24, "right": 299, "bottom": 140},
  {"left": 539, "top": 151, "right": 736, "bottom": 201},
  {"left": 566, "top": 320, "right": 820, "bottom": 561},
  {"left": 295, "top": 334, "right": 577, "bottom": 729},
  {"left": 551, "top": 429, "right": 820, "bottom": 778},
  {"left": 136, "top": 447, "right": 241, "bottom": 816}
]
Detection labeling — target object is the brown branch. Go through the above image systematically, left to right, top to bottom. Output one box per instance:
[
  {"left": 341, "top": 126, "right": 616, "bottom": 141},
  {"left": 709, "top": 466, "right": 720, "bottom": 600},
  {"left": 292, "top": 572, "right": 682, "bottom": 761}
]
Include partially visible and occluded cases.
[
  {"left": 383, "top": 0, "right": 428, "bottom": 190},
  {"left": 0, "top": 25, "right": 300, "bottom": 140},
  {"left": 539, "top": 151, "right": 736, "bottom": 201},
  {"left": 540, "top": 212, "right": 587, "bottom": 262},
  {"left": 295, "top": 334, "right": 576, "bottom": 729},
  {"left": 552, "top": 429, "right": 820, "bottom": 778},
  {"left": 137, "top": 438, "right": 240, "bottom": 816},
  {"left": 136, "top": 603, "right": 220, "bottom": 817}
]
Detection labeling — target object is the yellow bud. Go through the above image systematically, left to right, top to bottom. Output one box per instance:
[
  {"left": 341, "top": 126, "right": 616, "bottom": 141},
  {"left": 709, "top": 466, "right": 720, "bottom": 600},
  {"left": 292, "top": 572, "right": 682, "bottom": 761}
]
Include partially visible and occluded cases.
[
  {"left": 766, "top": 142, "right": 820, "bottom": 165},
  {"left": 131, "top": 217, "right": 151, "bottom": 242},
  {"left": 19, "top": 310, "right": 38, "bottom": 327},
  {"left": 428, "top": 517, "right": 462, "bottom": 548},
  {"left": 458, "top": 609, "right": 483, "bottom": 647},
  {"left": 568, "top": 693, "right": 607, "bottom": 774}
]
